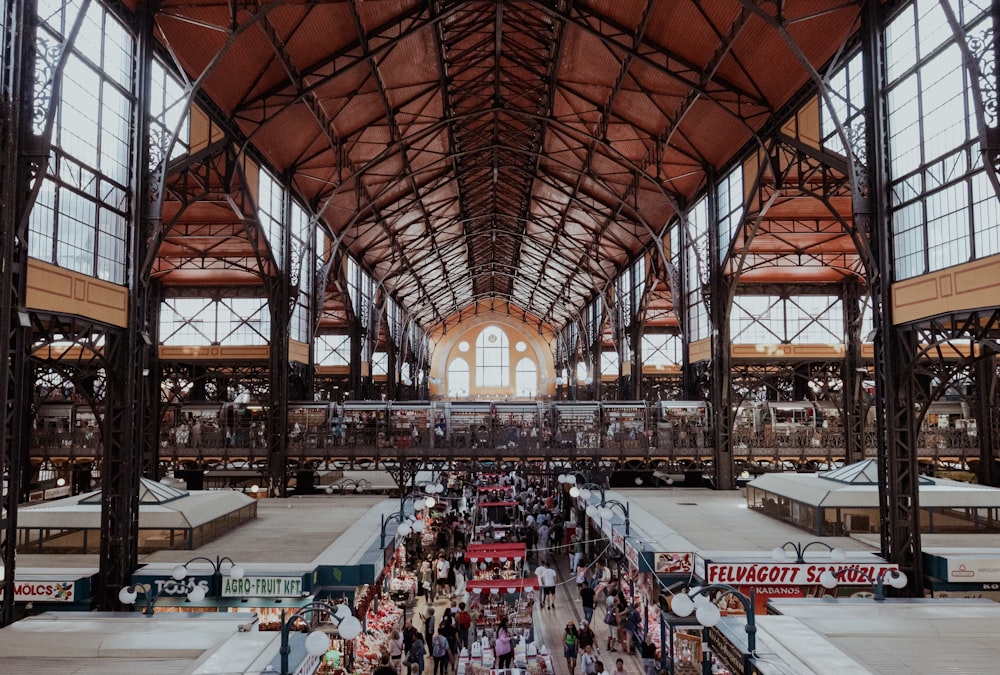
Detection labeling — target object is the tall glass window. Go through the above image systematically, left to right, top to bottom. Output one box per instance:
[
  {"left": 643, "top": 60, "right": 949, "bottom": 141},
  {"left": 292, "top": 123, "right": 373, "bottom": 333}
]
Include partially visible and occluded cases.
[
  {"left": 29, "top": 1, "right": 135, "bottom": 283},
  {"left": 884, "top": 1, "right": 996, "bottom": 278},
  {"left": 476, "top": 325, "right": 509, "bottom": 387},
  {"left": 448, "top": 358, "right": 470, "bottom": 397},
  {"left": 515, "top": 358, "right": 537, "bottom": 398}
]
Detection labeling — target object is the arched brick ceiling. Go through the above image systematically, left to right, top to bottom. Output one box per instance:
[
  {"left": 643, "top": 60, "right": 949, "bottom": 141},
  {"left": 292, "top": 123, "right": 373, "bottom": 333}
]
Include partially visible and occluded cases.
[{"left": 147, "top": 0, "right": 864, "bottom": 330}]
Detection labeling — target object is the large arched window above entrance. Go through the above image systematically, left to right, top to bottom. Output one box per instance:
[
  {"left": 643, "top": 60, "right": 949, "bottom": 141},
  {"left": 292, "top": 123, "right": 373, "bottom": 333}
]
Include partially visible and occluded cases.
[
  {"left": 476, "top": 325, "right": 509, "bottom": 387},
  {"left": 448, "top": 358, "right": 470, "bottom": 397},
  {"left": 515, "top": 358, "right": 537, "bottom": 398}
]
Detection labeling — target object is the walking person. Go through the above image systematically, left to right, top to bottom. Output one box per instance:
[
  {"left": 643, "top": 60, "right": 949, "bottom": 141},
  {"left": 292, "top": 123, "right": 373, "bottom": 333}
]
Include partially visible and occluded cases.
[
  {"left": 540, "top": 559, "right": 558, "bottom": 610},
  {"left": 580, "top": 580, "right": 596, "bottom": 624},
  {"left": 455, "top": 602, "right": 472, "bottom": 649},
  {"left": 420, "top": 609, "right": 436, "bottom": 652},
  {"left": 495, "top": 616, "right": 514, "bottom": 669},
  {"left": 577, "top": 620, "right": 596, "bottom": 652},
  {"left": 564, "top": 621, "right": 579, "bottom": 673},
  {"left": 388, "top": 629, "right": 405, "bottom": 673},
  {"left": 431, "top": 629, "right": 451, "bottom": 675},
  {"left": 640, "top": 634, "right": 658, "bottom": 675},
  {"left": 407, "top": 635, "right": 426, "bottom": 675},
  {"left": 579, "top": 644, "right": 598, "bottom": 675}
]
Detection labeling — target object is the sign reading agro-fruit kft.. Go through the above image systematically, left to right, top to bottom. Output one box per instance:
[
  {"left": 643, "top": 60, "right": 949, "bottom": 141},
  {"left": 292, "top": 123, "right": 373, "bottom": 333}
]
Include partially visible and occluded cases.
[{"left": 222, "top": 575, "right": 303, "bottom": 597}]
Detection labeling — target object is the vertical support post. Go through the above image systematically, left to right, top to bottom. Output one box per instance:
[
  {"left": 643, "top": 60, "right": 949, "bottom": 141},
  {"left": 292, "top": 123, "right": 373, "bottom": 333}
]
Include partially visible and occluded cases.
[
  {"left": 0, "top": 0, "right": 38, "bottom": 627},
  {"left": 97, "top": 0, "right": 159, "bottom": 609},
  {"left": 860, "top": 0, "right": 922, "bottom": 587},
  {"left": 267, "top": 177, "right": 294, "bottom": 497},
  {"left": 706, "top": 177, "right": 734, "bottom": 490},
  {"left": 842, "top": 279, "right": 866, "bottom": 465},
  {"left": 975, "top": 354, "right": 998, "bottom": 486}
]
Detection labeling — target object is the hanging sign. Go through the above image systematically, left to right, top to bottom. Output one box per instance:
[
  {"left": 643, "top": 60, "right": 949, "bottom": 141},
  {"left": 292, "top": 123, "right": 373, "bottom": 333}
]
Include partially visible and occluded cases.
[{"left": 222, "top": 575, "right": 303, "bottom": 597}]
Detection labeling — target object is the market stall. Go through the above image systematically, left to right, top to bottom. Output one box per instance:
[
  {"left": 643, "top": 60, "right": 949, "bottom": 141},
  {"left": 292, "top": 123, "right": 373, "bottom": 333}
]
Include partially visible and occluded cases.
[
  {"left": 475, "top": 501, "right": 518, "bottom": 540},
  {"left": 465, "top": 577, "right": 540, "bottom": 646}
]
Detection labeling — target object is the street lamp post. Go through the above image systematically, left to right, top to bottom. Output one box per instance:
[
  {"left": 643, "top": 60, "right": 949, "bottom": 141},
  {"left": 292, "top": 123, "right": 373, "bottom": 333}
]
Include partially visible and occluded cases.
[
  {"left": 572, "top": 482, "right": 630, "bottom": 535},
  {"left": 771, "top": 541, "right": 846, "bottom": 564},
  {"left": 171, "top": 555, "right": 245, "bottom": 600},
  {"left": 818, "top": 566, "right": 908, "bottom": 601},
  {"left": 118, "top": 583, "right": 160, "bottom": 616},
  {"left": 670, "top": 584, "right": 756, "bottom": 675},
  {"left": 278, "top": 601, "right": 362, "bottom": 675}
]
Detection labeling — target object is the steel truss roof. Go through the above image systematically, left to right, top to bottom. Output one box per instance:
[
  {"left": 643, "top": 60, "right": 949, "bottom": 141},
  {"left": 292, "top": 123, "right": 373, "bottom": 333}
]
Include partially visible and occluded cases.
[{"left": 145, "top": 0, "right": 865, "bottom": 331}]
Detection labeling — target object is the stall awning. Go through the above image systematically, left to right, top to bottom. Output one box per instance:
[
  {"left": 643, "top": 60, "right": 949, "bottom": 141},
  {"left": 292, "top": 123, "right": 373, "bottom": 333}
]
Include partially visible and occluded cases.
[
  {"left": 478, "top": 485, "right": 514, "bottom": 491},
  {"left": 478, "top": 501, "right": 517, "bottom": 507},
  {"left": 466, "top": 543, "right": 527, "bottom": 562},
  {"left": 465, "top": 578, "right": 539, "bottom": 594}
]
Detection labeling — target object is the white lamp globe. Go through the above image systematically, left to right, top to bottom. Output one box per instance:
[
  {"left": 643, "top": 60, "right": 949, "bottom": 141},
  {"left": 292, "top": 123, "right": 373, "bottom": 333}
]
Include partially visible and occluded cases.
[
  {"left": 558, "top": 475, "right": 568, "bottom": 484},
  {"left": 567, "top": 475, "right": 577, "bottom": 485},
  {"left": 569, "top": 486, "right": 580, "bottom": 498},
  {"left": 579, "top": 489, "right": 591, "bottom": 500},
  {"left": 424, "top": 496, "right": 436, "bottom": 509},
  {"left": 413, "top": 497, "right": 426, "bottom": 510},
  {"left": 586, "top": 505, "right": 598, "bottom": 518},
  {"left": 599, "top": 507, "right": 613, "bottom": 521},
  {"left": 413, "top": 520, "right": 426, "bottom": 533},
  {"left": 397, "top": 523, "right": 412, "bottom": 537},
  {"left": 771, "top": 547, "right": 789, "bottom": 563},
  {"left": 829, "top": 548, "right": 847, "bottom": 563},
  {"left": 172, "top": 564, "right": 189, "bottom": 580},
  {"left": 230, "top": 564, "right": 245, "bottom": 580},
  {"left": 886, "top": 570, "right": 908, "bottom": 589},
  {"left": 819, "top": 571, "right": 839, "bottom": 589},
  {"left": 187, "top": 585, "right": 207, "bottom": 602},
  {"left": 118, "top": 586, "right": 138, "bottom": 604},
  {"left": 692, "top": 592, "right": 712, "bottom": 608},
  {"left": 671, "top": 593, "right": 694, "bottom": 617},
  {"left": 695, "top": 603, "right": 722, "bottom": 627},
  {"left": 334, "top": 604, "right": 352, "bottom": 620},
  {"left": 338, "top": 615, "right": 362, "bottom": 640},
  {"left": 305, "top": 630, "right": 331, "bottom": 656}
]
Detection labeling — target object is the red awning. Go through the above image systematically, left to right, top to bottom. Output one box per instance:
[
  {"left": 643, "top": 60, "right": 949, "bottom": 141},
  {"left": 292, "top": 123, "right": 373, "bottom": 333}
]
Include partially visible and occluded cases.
[
  {"left": 478, "top": 485, "right": 514, "bottom": 491},
  {"left": 477, "top": 501, "right": 517, "bottom": 507},
  {"left": 466, "top": 543, "right": 527, "bottom": 562},
  {"left": 465, "top": 577, "right": 539, "bottom": 594}
]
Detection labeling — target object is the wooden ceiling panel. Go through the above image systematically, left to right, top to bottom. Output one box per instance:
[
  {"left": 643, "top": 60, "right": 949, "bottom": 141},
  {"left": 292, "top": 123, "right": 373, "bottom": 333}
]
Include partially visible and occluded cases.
[{"left": 152, "top": 0, "right": 866, "bottom": 331}]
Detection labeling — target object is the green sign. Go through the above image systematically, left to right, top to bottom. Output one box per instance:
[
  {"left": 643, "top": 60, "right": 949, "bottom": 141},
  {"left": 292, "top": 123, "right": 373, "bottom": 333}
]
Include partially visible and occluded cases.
[{"left": 222, "top": 575, "right": 303, "bottom": 597}]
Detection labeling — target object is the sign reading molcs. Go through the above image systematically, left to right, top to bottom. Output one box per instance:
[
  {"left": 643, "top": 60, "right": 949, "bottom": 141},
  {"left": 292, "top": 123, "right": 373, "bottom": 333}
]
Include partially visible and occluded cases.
[
  {"left": 223, "top": 575, "right": 302, "bottom": 597},
  {"left": 0, "top": 581, "right": 75, "bottom": 602}
]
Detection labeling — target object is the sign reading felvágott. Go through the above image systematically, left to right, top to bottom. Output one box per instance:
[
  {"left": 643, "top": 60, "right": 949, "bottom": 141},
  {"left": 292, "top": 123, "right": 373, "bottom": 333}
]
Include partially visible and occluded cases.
[
  {"left": 704, "top": 562, "right": 899, "bottom": 586},
  {"left": 223, "top": 576, "right": 303, "bottom": 597}
]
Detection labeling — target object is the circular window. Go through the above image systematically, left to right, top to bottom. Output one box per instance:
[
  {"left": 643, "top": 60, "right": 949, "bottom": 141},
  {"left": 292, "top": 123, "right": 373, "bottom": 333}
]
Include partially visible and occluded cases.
[
  {"left": 458, "top": 341, "right": 470, "bottom": 352},
  {"left": 515, "top": 341, "right": 527, "bottom": 352}
]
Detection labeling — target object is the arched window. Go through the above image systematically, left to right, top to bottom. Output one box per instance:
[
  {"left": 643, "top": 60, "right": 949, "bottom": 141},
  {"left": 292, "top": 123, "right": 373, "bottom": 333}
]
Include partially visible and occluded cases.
[
  {"left": 476, "top": 325, "right": 509, "bottom": 387},
  {"left": 448, "top": 358, "right": 470, "bottom": 397},
  {"left": 515, "top": 358, "right": 537, "bottom": 398}
]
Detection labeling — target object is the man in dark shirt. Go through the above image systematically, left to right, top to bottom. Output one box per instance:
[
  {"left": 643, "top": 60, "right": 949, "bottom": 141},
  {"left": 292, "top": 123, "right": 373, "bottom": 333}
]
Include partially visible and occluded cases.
[{"left": 579, "top": 582, "right": 596, "bottom": 623}]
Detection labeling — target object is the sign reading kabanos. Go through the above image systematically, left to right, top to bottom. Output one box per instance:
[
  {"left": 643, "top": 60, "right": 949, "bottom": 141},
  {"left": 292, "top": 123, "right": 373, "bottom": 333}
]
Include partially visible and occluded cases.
[{"left": 705, "top": 563, "right": 899, "bottom": 586}]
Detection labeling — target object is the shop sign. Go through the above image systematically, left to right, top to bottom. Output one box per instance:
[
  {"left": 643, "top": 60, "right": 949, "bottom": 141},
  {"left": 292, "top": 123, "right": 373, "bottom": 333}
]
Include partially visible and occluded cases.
[
  {"left": 612, "top": 529, "right": 625, "bottom": 553},
  {"left": 654, "top": 552, "right": 693, "bottom": 575},
  {"left": 946, "top": 559, "right": 1000, "bottom": 582},
  {"left": 705, "top": 562, "right": 899, "bottom": 586},
  {"left": 132, "top": 575, "right": 212, "bottom": 598},
  {"left": 223, "top": 576, "right": 303, "bottom": 597},
  {"left": 0, "top": 581, "right": 75, "bottom": 602}
]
